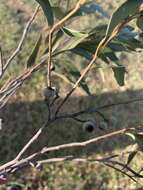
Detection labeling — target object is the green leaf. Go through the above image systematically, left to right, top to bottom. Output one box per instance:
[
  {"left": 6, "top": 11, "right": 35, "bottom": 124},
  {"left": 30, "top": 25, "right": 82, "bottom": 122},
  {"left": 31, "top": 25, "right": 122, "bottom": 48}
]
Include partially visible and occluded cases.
[
  {"left": 35, "top": 0, "right": 54, "bottom": 26},
  {"left": 106, "top": 0, "right": 143, "bottom": 36},
  {"left": 137, "top": 12, "right": 143, "bottom": 30},
  {"left": 62, "top": 27, "right": 88, "bottom": 38},
  {"left": 57, "top": 32, "right": 88, "bottom": 53},
  {"left": 27, "top": 34, "right": 42, "bottom": 68},
  {"left": 72, "top": 47, "right": 92, "bottom": 60},
  {"left": 56, "top": 61, "right": 90, "bottom": 95},
  {"left": 112, "top": 66, "right": 126, "bottom": 86},
  {"left": 126, "top": 131, "right": 143, "bottom": 151},
  {"left": 125, "top": 132, "right": 136, "bottom": 141},
  {"left": 126, "top": 151, "right": 138, "bottom": 166}
]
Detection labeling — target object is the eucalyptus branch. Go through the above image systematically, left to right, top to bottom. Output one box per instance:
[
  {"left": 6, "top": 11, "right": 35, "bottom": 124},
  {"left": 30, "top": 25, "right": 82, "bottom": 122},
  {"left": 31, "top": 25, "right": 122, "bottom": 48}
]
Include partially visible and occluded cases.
[
  {"left": 47, "top": 0, "right": 86, "bottom": 87},
  {"left": 2, "top": 5, "right": 40, "bottom": 78},
  {"left": 54, "top": 14, "right": 137, "bottom": 116},
  {"left": 57, "top": 97, "right": 143, "bottom": 120},
  {"left": 0, "top": 127, "right": 132, "bottom": 176}
]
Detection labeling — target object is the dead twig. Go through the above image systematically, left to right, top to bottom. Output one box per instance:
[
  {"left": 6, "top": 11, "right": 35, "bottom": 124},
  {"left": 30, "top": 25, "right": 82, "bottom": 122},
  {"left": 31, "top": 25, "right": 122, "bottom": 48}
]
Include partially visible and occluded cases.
[{"left": 2, "top": 5, "right": 40, "bottom": 77}]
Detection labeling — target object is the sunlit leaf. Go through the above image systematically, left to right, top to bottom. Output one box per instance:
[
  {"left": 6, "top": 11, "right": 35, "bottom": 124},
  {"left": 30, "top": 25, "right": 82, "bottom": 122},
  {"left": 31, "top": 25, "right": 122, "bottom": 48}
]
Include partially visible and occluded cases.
[
  {"left": 106, "top": 0, "right": 143, "bottom": 36},
  {"left": 62, "top": 27, "right": 88, "bottom": 38},
  {"left": 126, "top": 131, "right": 143, "bottom": 151},
  {"left": 125, "top": 132, "right": 136, "bottom": 141}
]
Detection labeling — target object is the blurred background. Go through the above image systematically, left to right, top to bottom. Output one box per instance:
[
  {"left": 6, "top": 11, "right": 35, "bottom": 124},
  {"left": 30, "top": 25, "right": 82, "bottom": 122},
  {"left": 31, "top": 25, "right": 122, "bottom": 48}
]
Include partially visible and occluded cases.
[{"left": 1, "top": 0, "right": 143, "bottom": 189}]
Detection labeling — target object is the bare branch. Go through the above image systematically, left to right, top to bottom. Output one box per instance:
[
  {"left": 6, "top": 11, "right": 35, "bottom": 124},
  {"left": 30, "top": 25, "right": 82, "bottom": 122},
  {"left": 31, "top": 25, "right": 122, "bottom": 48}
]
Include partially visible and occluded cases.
[
  {"left": 2, "top": 5, "right": 40, "bottom": 77},
  {"left": 56, "top": 97, "right": 143, "bottom": 120},
  {"left": 0, "top": 127, "right": 131, "bottom": 175},
  {"left": 15, "top": 127, "right": 43, "bottom": 161}
]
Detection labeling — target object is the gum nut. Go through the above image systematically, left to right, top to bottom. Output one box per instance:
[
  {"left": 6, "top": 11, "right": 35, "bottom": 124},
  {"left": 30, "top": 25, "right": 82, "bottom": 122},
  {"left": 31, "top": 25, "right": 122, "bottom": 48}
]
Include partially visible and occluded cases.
[
  {"left": 83, "top": 121, "right": 96, "bottom": 133},
  {"left": 8, "top": 185, "right": 22, "bottom": 190}
]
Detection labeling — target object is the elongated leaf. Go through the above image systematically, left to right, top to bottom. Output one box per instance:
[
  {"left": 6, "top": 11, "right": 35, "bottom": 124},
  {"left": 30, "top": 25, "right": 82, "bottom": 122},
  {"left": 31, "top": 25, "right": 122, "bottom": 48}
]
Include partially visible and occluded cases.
[
  {"left": 35, "top": 0, "right": 54, "bottom": 26},
  {"left": 106, "top": 0, "right": 143, "bottom": 36},
  {"left": 137, "top": 12, "right": 143, "bottom": 30},
  {"left": 62, "top": 27, "right": 88, "bottom": 38},
  {"left": 27, "top": 34, "right": 42, "bottom": 68},
  {"left": 58, "top": 35, "right": 88, "bottom": 53},
  {"left": 72, "top": 48, "right": 92, "bottom": 60},
  {"left": 56, "top": 61, "right": 90, "bottom": 95},
  {"left": 112, "top": 66, "right": 126, "bottom": 86},
  {"left": 126, "top": 130, "right": 143, "bottom": 151},
  {"left": 125, "top": 132, "right": 136, "bottom": 141},
  {"left": 126, "top": 151, "right": 138, "bottom": 166}
]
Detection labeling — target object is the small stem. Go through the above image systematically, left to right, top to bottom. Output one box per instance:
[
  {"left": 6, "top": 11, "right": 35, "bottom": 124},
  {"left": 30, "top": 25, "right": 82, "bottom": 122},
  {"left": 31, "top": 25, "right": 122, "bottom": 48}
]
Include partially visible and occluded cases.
[{"left": 47, "top": 32, "right": 53, "bottom": 87}]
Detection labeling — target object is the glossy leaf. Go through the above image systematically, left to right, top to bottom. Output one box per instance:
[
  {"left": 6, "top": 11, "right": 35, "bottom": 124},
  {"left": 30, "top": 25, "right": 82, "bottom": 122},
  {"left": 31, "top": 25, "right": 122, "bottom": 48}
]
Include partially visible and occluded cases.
[
  {"left": 35, "top": 0, "right": 54, "bottom": 26},
  {"left": 106, "top": 0, "right": 143, "bottom": 36},
  {"left": 27, "top": 34, "right": 42, "bottom": 68},
  {"left": 112, "top": 66, "right": 126, "bottom": 86},
  {"left": 125, "top": 132, "right": 136, "bottom": 141}
]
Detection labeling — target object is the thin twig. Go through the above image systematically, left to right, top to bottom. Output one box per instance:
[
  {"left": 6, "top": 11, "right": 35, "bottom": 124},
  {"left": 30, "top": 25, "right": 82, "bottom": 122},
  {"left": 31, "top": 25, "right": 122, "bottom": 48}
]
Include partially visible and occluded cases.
[
  {"left": 47, "top": 0, "right": 86, "bottom": 87},
  {"left": 2, "top": 5, "right": 40, "bottom": 77},
  {"left": 57, "top": 97, "right": 143, "bottom": 120},
  {"left": 0, "top": 127, "right": 131, "bottom": 174},
  {"left": 15, "top": 127, "right": 43, "bottom": 160},
  {"left": 40, "top": 128, "right": 131, "bottom": 154},
  {"left": 104, "top": 163, "right": 137, "bottom": 183}
]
